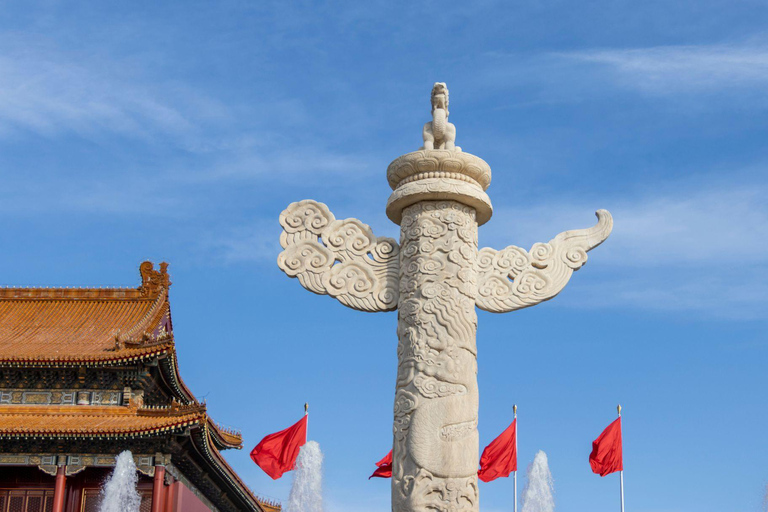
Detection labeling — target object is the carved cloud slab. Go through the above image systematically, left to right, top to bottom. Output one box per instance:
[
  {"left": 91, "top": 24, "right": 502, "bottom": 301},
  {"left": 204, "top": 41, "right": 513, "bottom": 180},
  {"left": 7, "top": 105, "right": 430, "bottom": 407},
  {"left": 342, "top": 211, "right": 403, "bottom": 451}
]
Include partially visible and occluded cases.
[
  {"left": 277, "top": 200, "right": 400, "bottom": 312},
  {"left": 476, "top": 209, "right": 613, "bottom": 313}
]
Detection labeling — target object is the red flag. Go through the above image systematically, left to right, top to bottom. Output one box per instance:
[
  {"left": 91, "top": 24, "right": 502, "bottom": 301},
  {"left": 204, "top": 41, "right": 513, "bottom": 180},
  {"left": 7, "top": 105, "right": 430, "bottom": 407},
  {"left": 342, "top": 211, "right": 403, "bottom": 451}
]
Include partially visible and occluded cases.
[
  {"left": 250, "top": 415, "right": 308, "bottom": 479},
  {"left": 589, "top": 417, "right": 623, "bottom": 477},
  {"left": 478, "top": 419, "right": 517, "bottom": 482},
  {"left": 369, "top": 450, "right": 392, "bottom": 479}
]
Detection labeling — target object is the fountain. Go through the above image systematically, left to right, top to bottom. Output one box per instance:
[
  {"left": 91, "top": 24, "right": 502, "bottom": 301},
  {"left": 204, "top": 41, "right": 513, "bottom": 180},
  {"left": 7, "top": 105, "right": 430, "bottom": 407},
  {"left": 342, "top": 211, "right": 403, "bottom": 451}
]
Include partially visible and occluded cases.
[
  {"left": 286, "top": 441, "right": 324, "bottom": 512},
  {"left": 99, "top": 451, "right": 141, "bottom": 512},
  {"left": 520, "top": 451, "right": 555, "bottom": 512}
]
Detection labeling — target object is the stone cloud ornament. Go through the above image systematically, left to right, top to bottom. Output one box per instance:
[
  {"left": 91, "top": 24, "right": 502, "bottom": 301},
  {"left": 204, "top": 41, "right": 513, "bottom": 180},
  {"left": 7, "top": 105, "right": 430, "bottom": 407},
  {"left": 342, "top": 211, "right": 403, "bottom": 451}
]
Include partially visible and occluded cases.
[{"left": 277, "top": 84, "right": 612, "bottom": 512}]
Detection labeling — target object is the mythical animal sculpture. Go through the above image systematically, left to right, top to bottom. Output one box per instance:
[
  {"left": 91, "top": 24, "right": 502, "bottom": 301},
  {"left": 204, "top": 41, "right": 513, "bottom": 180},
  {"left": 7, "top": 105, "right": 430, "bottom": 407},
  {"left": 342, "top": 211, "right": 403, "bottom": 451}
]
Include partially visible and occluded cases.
[{"left": 422, "top": 83, "right": 459, "bottom": 151}]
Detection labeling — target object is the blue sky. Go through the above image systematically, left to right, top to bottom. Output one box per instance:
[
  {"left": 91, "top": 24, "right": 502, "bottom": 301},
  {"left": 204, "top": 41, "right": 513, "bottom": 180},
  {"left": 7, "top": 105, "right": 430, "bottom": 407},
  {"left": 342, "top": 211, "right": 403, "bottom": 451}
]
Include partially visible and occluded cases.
[{"left": 1, "top": 1, "right": 767, "bottom": 510}]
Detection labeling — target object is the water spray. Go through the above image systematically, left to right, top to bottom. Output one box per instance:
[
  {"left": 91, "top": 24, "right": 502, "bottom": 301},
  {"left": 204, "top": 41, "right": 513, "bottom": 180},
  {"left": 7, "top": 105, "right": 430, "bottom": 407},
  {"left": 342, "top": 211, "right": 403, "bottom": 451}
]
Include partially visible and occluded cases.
[
  {"left": 286, "top": 441, "right": 324, "bottom": 512},
  {"left": 521, "top": 450, "right": 555, "bottom": 512},
  {"left": 99, "top": 451, "right": 141, "bottom": 512}
]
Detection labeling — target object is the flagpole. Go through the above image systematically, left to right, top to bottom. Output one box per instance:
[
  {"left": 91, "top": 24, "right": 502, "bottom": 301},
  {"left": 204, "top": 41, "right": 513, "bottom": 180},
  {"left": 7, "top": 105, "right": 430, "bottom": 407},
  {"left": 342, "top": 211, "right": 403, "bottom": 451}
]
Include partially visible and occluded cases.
[
  {"left": 305, "top": 402, "right": 309, "bottom": 443},
  {"left": 513, "top": 404, "right": 518, "bottom": 512},
  {"left": 618, "top": 404, "right": 624, "bottom": 512}
]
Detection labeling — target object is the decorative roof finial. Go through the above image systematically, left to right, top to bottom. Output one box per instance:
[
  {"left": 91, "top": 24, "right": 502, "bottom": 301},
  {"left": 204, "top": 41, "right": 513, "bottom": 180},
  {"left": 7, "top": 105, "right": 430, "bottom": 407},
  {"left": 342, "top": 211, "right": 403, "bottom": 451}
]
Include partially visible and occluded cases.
[
  {"left": 422, "top": 82, "right": 461, "bottom": 152},
  {"left": 139, "top": 261, "right": 171, "bottom": 296}
]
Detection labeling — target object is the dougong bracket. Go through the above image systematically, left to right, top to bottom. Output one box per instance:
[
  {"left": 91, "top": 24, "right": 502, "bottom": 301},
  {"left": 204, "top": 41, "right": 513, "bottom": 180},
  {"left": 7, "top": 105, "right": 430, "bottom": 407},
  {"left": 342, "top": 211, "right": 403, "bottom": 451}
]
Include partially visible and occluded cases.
[{"left": 277, "top": 200, "right": 400, "bottom": 312}]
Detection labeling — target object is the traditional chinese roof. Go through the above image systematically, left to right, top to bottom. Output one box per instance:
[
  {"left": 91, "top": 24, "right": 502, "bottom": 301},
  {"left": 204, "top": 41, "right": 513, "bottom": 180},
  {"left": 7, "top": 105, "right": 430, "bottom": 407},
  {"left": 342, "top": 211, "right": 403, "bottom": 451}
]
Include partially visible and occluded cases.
[
  {"left": 0, "top": 262, "right": 173, "bottom": 364},
  {"left": 0, "top": 262, "right": 278, "bottom": 511},
  {"left": 0, "top": 262, "right": 198, "bottom": 406},
  {"left": 0, "top": 402, "right": 272, "bottom": 511},
  {"left": 0, "top": 402, "right": 218, "bottom": 439},
  {"left": 258, "top": 499, "right": 282, "bottom": 512}
]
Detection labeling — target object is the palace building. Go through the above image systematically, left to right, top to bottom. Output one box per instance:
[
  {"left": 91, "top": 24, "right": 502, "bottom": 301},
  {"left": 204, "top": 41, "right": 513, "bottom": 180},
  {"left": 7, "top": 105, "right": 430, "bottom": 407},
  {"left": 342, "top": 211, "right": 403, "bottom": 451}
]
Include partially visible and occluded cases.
[{"left": 0, "top": 262, "right": 280, "bottom": 512}]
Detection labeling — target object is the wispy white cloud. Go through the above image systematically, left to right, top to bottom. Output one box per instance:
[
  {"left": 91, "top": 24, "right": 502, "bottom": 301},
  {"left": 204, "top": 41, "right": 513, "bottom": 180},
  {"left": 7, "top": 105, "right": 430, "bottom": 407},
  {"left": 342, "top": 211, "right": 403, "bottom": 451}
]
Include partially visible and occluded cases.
[
  {"left": 3, "top": 30, "right": 764, "bottom": 320},
  {"left": 0, "top": 35, "right": 385, "bottom": 221},
  {"left": 475, "top": 40, "right": 768, "bottom": 108},
  {"left": 557, "top": 42, "right": 768, "bottom": 95},
  {"left": 0, "top": 43, "right": 223, "bottom": 140},
  {"left": 174, "top": 146, "right": 376, "bottom": 184},
  {"left": 0, "top": 173, "right": 184, "bottom": 217},
  {"left": 200, "top": 173, "right": 768, "bottom": 319},
  {"left": 482, "top": 176, "right": 768, "bottom": 319},
  {"left": 487, "top": 181, "right": 768, "bottom": 266},
  {"left": 197, "top": 219, "right": 282, "bottom": 264},
  {"left": 575, "top": 271, "right": 768, "bottom": 320}
]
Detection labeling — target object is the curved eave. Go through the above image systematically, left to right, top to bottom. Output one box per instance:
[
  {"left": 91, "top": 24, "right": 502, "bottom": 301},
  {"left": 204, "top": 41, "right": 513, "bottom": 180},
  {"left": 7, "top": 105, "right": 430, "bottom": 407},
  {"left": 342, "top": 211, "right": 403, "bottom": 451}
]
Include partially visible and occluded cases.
[
  {"left": 0, "top": 341, "right": 175, "bottom": 367},
  {"left": 157, "top": 345, "right": 198, "bottom": 405},
  {"left": 0, "top": 407, "right": 207, "bottom": 439},
  {"left": 206, "top": 417, "right": 243, "bottom": 450},
  {"left": 0, "top": 423, "right": 191, "bottom": 440},
  {"left": 188, "top": 424, "right": 268, "bottom": 512}
]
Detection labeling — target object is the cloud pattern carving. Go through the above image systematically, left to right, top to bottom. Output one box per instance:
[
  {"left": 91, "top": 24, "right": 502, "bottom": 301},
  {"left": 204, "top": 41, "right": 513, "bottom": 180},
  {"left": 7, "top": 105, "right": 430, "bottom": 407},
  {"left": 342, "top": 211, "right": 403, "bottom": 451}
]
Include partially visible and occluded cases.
[{"left": 278, "top": 200, "right": 400, "bottom": 312}]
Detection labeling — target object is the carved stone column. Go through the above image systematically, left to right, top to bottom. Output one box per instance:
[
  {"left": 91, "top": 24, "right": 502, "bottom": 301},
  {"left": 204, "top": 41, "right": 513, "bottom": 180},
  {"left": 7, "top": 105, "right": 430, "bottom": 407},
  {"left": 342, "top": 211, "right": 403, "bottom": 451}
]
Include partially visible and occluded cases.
[
  {"left": 276, "top": 83, "right": 613, "bottom": 512},
  {"left": 387, "top": 151, "right": 492, "bottom": 512}
]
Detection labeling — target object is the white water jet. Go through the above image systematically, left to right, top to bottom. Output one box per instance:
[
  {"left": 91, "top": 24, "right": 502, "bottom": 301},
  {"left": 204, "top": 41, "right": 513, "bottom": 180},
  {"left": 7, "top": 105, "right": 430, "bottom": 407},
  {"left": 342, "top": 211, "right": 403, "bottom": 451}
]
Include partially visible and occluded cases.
[
  {"left": 286, "top": 440, "right": 323, "bottom": 512},
  {"left": 520, "top": 450, "right": 555, "bottom": 512},
  {"left": 99, "top": 451, "right": 141, "bottom": 512}
]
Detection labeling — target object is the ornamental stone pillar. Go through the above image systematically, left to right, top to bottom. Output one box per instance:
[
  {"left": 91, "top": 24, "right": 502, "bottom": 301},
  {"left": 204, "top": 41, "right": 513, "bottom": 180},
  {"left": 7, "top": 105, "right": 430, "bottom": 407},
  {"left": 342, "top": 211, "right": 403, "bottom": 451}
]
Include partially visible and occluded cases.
[
  {"left": 277, "top": 83, "right": 612, "bottom": 512},
  {"left": 385, "top": 148, "right": 491, "bottom": 510}
]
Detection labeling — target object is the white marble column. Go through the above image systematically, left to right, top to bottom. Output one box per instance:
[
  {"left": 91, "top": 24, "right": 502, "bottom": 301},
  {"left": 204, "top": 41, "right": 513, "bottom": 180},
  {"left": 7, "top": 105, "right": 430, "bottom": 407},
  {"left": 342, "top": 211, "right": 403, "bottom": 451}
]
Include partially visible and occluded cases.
[
  {"left": 276, "top": 83, "right": 612, "bottom": 512},
  {"left": 385, "top": 149, "right": 493, "bottom": 512},
  {"left": 392, "top": 200, "right": 480, "bottom": 511}
]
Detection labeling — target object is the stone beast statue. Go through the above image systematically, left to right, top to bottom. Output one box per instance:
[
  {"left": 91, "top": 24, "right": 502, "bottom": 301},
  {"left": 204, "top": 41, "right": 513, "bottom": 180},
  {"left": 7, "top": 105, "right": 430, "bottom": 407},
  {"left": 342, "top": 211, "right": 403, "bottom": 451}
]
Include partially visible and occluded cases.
[{"left": 422, "top": 82, "right": 460, "bottom": 151}]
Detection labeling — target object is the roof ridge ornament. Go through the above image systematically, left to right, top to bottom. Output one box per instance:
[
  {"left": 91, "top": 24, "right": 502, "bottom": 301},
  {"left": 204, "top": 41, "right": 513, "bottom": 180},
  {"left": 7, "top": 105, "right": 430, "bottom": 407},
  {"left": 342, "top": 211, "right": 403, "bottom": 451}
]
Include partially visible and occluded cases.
[
  {"left": 421, "top": 82, "right": 461, "bottom": 152},
  {"left": 139, "top": 261, "right": 171, "bottom": 296}
]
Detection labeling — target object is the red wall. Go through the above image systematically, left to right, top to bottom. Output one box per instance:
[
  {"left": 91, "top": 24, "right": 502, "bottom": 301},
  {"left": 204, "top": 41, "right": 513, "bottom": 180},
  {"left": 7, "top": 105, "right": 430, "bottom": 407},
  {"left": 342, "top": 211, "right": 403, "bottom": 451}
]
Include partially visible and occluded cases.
[
  {"left": 0, "top": 466, "right": 216, "bottom": 512},
  {"left": 0, "top": 466, "right": 153, "bottom": 512},
  {"left": 164, "top": 481, "right": 212, "bottom": 512}
]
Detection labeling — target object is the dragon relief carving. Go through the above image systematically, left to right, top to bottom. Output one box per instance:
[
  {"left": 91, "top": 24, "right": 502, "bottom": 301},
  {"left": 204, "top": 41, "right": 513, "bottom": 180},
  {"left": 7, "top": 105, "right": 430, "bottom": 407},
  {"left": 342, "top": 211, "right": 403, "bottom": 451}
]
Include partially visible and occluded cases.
[
  {"left": 422, "top": 83, "right": 460, "bottom": 152},
  {"left": 277, "top": 200, "right": 400, "bottom": 312},
  {"left": 393, "top": 201, "right": 479, "bottom": 511},
  {"left": 476, "top": 210, "right": 613, "bottom": 313}
]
